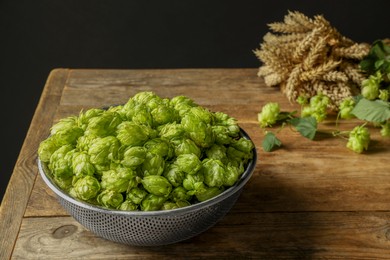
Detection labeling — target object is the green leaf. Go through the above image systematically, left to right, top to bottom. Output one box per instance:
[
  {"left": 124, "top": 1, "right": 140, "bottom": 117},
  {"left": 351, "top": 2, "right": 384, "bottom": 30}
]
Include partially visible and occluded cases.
[
  {"left": 371, "top": 42, "right": 387, "bottom": 60},
  {"left": 360, "top": 59, "right": 375, "bottom": 72},
  {"left": 375, "top": 59, "right": 385, "bottom": 70},
  {"left": 351, "top": 98, "right": 390, "bottom": 123},
  {"left": 277, "top": 111, "right": 297, "bottom": 122},
  {"left": 289, "top": 117, "right": 317, "bottom": 140},
  {"left": 262, "top": 132, "right": 281, "bottom": 152}
]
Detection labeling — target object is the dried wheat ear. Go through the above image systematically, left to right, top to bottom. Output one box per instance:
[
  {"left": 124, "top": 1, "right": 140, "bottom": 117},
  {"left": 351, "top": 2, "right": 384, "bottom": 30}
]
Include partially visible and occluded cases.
[{"left": 254, "top": 11, "right": 370, "bottom": 110}]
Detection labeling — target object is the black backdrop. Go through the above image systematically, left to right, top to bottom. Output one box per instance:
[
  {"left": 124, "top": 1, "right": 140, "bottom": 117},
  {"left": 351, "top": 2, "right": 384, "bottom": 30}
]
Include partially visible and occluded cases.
[{"left": 0, "top": 0, "right": 388, "bottom": 201}]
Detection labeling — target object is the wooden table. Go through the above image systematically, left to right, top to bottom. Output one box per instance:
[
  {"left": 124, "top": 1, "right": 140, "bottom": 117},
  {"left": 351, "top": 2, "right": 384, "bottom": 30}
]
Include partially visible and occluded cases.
[{"left": 1, "top": 68, "right": 390, "bottom": 259}]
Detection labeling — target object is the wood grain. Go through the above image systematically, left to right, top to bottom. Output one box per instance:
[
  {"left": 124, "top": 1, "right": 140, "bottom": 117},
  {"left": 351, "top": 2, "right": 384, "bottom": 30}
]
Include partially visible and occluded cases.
[
  {"left": 2, "top": 68, "right": 390, "bottom": 259},
  {"left": 0, "top": 69, "right": 69, "bottom": 260},
  {"left": 12, "top": 213, "right": 390, "bottom": 259}
]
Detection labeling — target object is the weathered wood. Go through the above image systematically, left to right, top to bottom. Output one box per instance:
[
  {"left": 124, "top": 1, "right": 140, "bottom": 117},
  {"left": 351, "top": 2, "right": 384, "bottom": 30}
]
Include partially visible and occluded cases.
[
  {"left": 2, "top": 68, "right": 390, "bottom": 259},
  {"left": 0, "top": 69, "right": 69, "bottom": 260},
  {"left": 25, "top": 175, "right": 68, "bottom": 217},
  {"left": 12, "top": 213, "right": 390, "bottom": 259}
]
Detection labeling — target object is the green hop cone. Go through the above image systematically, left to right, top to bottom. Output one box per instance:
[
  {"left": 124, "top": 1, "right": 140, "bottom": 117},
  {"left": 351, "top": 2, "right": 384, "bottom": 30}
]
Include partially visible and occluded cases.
[
  {"left": 361, "top": 71, "right": 382, "bottom": 100},
  {"left": 379, "top": 89, "right": 389, "bottom": 101},
  {"left": 132, "top": 91, "right": 163, "bottom": 109},
  {"left": 302, "top": 93, "right": 330, "bottom": 122},
  {"left": 169, "top": 95, "right": 197, "bottom": 117},
  {"left": 296, "top": 95, "right": 308, "bottom": 106},
  {"left": 339, "top": 98, "right": 356, "bottom": 119},
  {"left": 258, "top": 102, "right": 280, "bottom": 128},
  {"left": 131, "top": 104, "right": 153, "bottom": 126},
  {"left": 151, "top": 104, "right": 179, "bottom": 126},
  {"left": 188, "top": 106, "right": 214, "bottom": 125},
  {"left": 78, "top": 108, "right": 104, "bottom": 129},
  {"left": 85, "top": 111, "right": 122, "bottom": 137},
  {"left": 213, "top": 111, "right": 240, "bottom": 137},
  {"left": 181, "top": 113, "right": 215, "bottom": 148},
  {"left": 50, "top": 116, "right": 83, "bottom": 146},
  {"left": 50, "top": 116, "right": 78, "bottom": 135},
  {"left": 116, "top": 121, "right": 150, "bottom": 146},
  {"left": 380, "top": 121, "right": 390, "bottom": 137},
  {"left": 158, "top": 122, "right": 185, "bottom": 140},
  {"left": 53, "top": 125, "right": 84, "bottom": 146},
  {"left": 212, "top": 125, "right": 233, "bottom": 145},
  {"left": 346, "top": 125, "right": 370, "bottom": 153},
  {"left": 76, "top": 135, "right": 96, "bottom": 152},
  {"left": 38, "top": 136, "right": 60, "bottom": 163},
  {"left": 88, "top": 136, "right": 120, "bottom": 165},
  {"left": 231, "top": 137, "right": 254, "bottom": 154},
  {"left": 144, "top": 138, "right": 174, "bottom": 159},
  {"left": 171, "top": 138, "right": 201, "bottom": 158},
  {"left": 205, "top": 144, "right": 228, "bottom": 164},
  {"left": 48, "top": 145, "right": 74, "bottom": 179},
  {"left": 121, "top": 146, "right": 147, "bottom": 168},
  {"left": 226, "top": 146, "right": 251, "bottom": 166},
  {"left": 72, "top": 151, "right": 95, "bottom": 177},
  {"left": 141, "top": 152, "right": 165, "bottom": 176},
  {"left": 174, "top": 153, "right": 202, "bottom": 175},
  {"left": 202, "top": 158, "right": 226, "bottom": 188},
  {"left": 163, "top": 163, "right": 186, "bottom": 187},
  {"left": 224, "top": 163, "right": 243, "bottom": 186},
  {"left": 101, "top": 166, "right": 135, "bottom": 193},
  {"left": 182, "top": 171, "right": 204, "bottom": 191},
  {"left": 141, "top": 175, "right": 172, "bottom": 197},
  {"left": 55, "top": 176, "right": 73, "bottom": 192},
  {"left": 73, "top": 176, "right": 101, "bottom": 201},
  {"left": 194, "top": 182, "right": 224, "bottom": 202},
  {"left": 170, "top": 186, "right": 192, "bottom": 202},
  {"left": 126, "top": 187, "right": 148, "bottom": 205},
  {"left": 97, "top": 189, "right": 124, "bottom": 209},
  {"left": 140, "top": 194, "right": 167, "bottom": 211},
  {"left": 118, "top": 200, "right": 138, "bottom": 211},
  {"left": 161, "top": 200, "right": 190, "bottom": 210},
  {"left": 161, "top": 201, "right": 179, "bottom": 210}
]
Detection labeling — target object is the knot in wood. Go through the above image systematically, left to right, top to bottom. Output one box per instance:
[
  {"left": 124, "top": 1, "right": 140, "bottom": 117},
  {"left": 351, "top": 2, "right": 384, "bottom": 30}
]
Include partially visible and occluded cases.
[{"left": 52, "top": 224, "right": 77, "bottom": 239}]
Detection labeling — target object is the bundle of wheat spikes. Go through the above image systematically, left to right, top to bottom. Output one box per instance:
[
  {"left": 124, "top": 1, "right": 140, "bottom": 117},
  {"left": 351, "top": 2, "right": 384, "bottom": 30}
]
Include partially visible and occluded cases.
[{"left": 254, "top": 11, "right": 370, "bottom": 110}]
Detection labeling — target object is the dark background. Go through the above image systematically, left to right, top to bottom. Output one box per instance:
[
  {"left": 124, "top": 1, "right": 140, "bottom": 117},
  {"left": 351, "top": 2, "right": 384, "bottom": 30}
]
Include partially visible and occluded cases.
[{"left": 0, "top": 0, "right": 388, "bottom": 202}]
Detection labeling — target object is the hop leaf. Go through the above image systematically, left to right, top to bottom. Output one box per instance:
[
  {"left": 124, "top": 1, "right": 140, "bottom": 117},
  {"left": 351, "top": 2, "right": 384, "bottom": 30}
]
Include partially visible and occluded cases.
[
  {"left": 351, "top": 98, "right": 390, "bottom": 123},
  {"left": 289, "top": 117, "right": 317, "bottom": 140},
  {"left": 262, "top": 132, "right": 282, "bottom": 152}
]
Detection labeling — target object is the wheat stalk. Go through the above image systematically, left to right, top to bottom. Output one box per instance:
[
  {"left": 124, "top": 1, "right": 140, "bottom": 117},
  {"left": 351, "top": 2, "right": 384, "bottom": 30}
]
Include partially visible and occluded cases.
[{"left": 254, "top": 11, "right": 370, "bottom": 110}]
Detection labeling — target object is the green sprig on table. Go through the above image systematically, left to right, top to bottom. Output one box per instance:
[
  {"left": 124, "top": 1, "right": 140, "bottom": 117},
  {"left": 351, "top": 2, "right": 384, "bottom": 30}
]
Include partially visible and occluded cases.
[{"left": 259, "top": 40, "right": 390, "bottom": 153}]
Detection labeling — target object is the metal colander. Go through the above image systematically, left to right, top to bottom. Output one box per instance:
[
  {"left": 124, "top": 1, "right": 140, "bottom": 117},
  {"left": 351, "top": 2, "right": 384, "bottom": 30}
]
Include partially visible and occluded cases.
[{"left": 38, "top": 131, "right": 257, "bottom": 246}]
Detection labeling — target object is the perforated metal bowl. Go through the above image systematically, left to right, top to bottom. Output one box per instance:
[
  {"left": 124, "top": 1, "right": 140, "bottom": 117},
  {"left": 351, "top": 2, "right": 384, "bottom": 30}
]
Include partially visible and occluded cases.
[{"left": 38, "top": 129, "right": 256, "bottom": 246}]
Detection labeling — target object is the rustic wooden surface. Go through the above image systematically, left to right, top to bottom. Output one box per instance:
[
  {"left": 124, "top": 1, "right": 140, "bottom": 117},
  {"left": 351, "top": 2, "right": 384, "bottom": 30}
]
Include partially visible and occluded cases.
[{"left": 1, "top": 68, "right": 390, "bottom": 259}]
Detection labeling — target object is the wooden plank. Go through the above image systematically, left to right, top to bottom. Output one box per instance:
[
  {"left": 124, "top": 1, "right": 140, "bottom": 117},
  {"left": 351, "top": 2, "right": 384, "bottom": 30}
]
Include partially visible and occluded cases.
[
  {"left": 58, "top": 68, "right": 280, "bottom": 122},
  {"left": 0, "top": 69, "right": 69, "bottom": 260},
  {"left": 24, "top": 175, "right": 68, "bottom": 217},
  {"left": 12, "top": 212, "right": 390, "bottom": 259}
]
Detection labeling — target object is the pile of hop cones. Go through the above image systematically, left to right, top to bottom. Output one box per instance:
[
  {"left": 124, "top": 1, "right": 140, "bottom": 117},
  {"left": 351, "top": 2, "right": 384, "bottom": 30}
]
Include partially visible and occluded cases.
[{"left": 254, "top": 11, "right": 370, "bottom": 110}]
